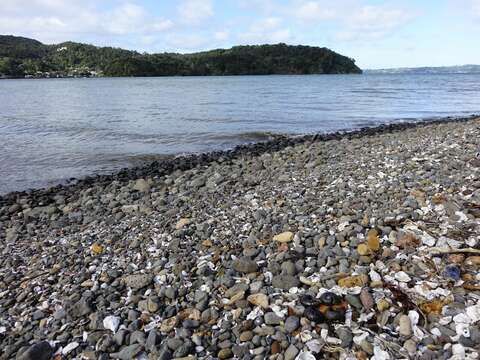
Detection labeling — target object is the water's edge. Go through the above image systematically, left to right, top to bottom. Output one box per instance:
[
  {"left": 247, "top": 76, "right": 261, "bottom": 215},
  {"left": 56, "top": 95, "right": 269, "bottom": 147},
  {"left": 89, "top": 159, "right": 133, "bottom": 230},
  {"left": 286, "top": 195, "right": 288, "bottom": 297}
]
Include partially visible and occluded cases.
[{"left": 1, "top": 114, "right": 479, "bottom": 206}]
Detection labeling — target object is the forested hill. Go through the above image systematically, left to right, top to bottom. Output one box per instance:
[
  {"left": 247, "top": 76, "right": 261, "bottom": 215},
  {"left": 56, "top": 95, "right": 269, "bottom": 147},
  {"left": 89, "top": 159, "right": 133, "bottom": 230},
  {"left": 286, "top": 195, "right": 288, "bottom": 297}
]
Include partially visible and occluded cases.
[{"left": 0, "top": 35, "right": 362, "bottom": 78}]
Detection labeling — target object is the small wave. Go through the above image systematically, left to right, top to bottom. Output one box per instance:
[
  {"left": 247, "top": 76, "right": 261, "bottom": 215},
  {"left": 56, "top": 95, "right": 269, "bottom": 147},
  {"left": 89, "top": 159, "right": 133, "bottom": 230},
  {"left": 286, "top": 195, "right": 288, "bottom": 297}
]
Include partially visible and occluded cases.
[
  {"left": 207, "top": 131, "right": 286, "bottom": 143},
  {"left": 83, "top": 153, "right": 176, "bottom": 171}
]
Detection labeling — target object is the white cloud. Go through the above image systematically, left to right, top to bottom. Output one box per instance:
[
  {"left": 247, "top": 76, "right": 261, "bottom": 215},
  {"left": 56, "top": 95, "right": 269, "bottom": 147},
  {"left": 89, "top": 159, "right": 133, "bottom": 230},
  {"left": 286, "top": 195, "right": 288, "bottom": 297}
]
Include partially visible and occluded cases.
[
  {"left": 0, "top": 0, "right": 419, "bottom": 53},
  {"left": 178, "top": 0, "right": 214, "bottom": 24},
  {"left": 237, "top": 0, "right": 277, "bottom": 14},
  {"left": 472, "top": 0, "right": 480, "bottom": 15},
  {"left": 0, "top": 1, "right": 173, "bottom": 45},
  {"left": 290, "top": 1, "right": 416, "bottom": 42},
  {"left": 295, "top": 1, "right": 337, "bottom": 21},
  {"left": 104, "top": 3, "right": 147, "bottom": 35},
  {"left": 104, "top": 4, "right": 173, "bottom": 35},
  {"left": 335, "top": 5, "right": 415, "bottom": 41},
  {"left": 350, "top": 5, "right": 413, "bottom": 32},
  {"left": 240, "top": 17, "right": 291, "bottom": 43},
  {"left": 252, "top": 17, "right": 282, "bottom": 32},
  {"left": 151, "top": 20, "right": 174, "bottom": 32},
  {"left": 214, "top": 31, "right": 230, "bottom": 41},
  {"left": 165, "top": 33, "right": 209, "bottom": 52}
]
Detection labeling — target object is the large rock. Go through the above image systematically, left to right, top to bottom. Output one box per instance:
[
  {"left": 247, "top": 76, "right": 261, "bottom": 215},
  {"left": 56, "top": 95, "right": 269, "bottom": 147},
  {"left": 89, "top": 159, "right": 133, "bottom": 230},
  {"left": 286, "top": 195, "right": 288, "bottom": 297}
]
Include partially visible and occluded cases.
[
  {"left": 133, "top": 178, "right": 150, "bottom": 192},
  {"left": 121, "top": 205, "right": 140, "bottom": 214},
  {"left": 175, "top": 218, "right": 191, "bottom": 230},
  {"left": 273, "top": 231, "right": 294, "bottom": 243},
  {"left": 232, "top": 258, "right": 258, "bottom": 273},
  {"left": 123, "top": 274, "right": 153, "bottom": 289},
  {"left": 271, "top": 274, "right": 299, "bottom": 290},
  {"left": 247, "top": 293, "right": 269, "bottom": 309},
  {"left": 68, "top": 298, "right": 93, "bottom": 318},
  {"left": 264, "top": 312, "right": 282, "bottom": 325},
  {"left": 399, "top": 315, "right": 412, "bottom": 337},
  {"left": 284, "top": 316, "right": 300, "bottom": 333},
  {"left": 18, "top": 341, "right": 53, "bottom": 360},
  {"left": 110, "top": 344, "right": 143, "bottom": 360},
  {"left": 284, "top": 344, "right": 299, "bottom": 360}
]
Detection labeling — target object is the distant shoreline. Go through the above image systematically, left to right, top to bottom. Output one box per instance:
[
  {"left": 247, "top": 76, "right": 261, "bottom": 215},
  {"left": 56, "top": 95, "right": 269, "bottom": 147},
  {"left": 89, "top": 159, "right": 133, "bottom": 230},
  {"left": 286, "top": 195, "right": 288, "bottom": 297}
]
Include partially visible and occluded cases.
[
  {"left": 365, "top": 64, "right": 480, "bottom": 74},
  {"left": 4, "top": 71, "right": 480, "bottom": 80},
  {"left": 0, "top": 72, "right": 365, "bottom": 80}
]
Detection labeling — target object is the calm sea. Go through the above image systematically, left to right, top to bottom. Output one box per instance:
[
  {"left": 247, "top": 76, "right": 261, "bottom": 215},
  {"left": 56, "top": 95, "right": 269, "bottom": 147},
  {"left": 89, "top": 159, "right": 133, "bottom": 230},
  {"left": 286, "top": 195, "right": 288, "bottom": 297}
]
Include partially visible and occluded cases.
[{"left": 1, "top": 74, "right": 480, "bottom": 194}]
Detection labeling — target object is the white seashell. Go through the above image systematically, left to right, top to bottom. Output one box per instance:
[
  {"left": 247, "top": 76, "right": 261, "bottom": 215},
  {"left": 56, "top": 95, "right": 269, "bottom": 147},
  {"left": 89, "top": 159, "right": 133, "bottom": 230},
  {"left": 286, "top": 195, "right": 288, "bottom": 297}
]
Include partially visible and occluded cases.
[
  {"left": 454, "top": 211, "right": 468, "bottom": 222},
  {"left": 338, "top": 221, "right": 349, "bottom": 231},
  {"left": 421, "top": 233, "right": 436, "bottom": 246},
  {"left": 446, "top": 237, "right": 463, "bottom": 248},
  {"left": 466, "top": 238, "right": 477, "bottom": 247},
  {"left": 374, "top": 260, "right": 386, "bottom": 270},
  {"left": 369, "top": 269, "right": 382, "bottom": 282},
  {"left": 264, "top": 271, "right": 273, "bottom": 282},
  {"left": 394, "top": 271, "right": 411, "bottom": 282},
  {"left": 383, "top": 275, "right": 395, "bottom": 283},
  {"left": 414, "top": 283, "right": 451, "bottom": 300},
  {"left": 200, "top": 284, "right": 210, "bottom": 292},
  {"left": 40, "top": 300, "right": 49, "bottom": 310},
  {"left": 271, "top": 304, "right": 287, "bottom": 318},
  {"left": 466, "top": 304, "right": 480, "bottom": 323},
  {"left": 246, "top": 307, "right": 263, "bottom": 321},
  {"left": 345, "top": 308, "right": 353, "bottom": 327},
  {"left": 408, "top": 310, "right": 424, "bottom": 338},
  {"left": 408, "top": 310, "right": 419, "bottom": 325},
  {"left": 359, "top": 312, "right": 375, "bottom": 322},
  {"left": 453, "top": 313, "right": 470, "bottom": 324},
  {"left": 103, "top": 315, "right": 121, "bottom": 333},
  {"left": 439, "top": 316, "right": 452, "bottom": 325},
  {"left": 144, "top": 318, "right": 162, "bottom": 332},
  {"left": 455, "top": 323, "right": 470, "bottom": 338},
  {"left": 300, "top": 330, "right": 313, "bottom": 342},
  {"left": 352, "top": 331, "right": 369, "bottom": 345},
  {"left": 326, "top": 337, "right": 342, "bottom": 345},
  {"left": 305, "top": 339, "right": 322, "bottom": 353},
  {"left": 62, "top": 342, "right": 79, "bottom": 355},
  {"left": 452, "top": 344, "right": 465, "bottom": 359},
  {"left": 373, "top": 346, "right": 390, "bottom": 360},
  {"left": 295, "top": 351, "right": 316, "bottom": 360}
]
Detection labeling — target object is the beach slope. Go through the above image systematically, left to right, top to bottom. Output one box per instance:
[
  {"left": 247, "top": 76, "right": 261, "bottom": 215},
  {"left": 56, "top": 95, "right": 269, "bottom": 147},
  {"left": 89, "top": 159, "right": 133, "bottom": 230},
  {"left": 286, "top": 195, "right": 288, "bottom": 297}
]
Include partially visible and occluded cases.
[{"left": 1, "top": 117, "right": 480, "bottom": 359}]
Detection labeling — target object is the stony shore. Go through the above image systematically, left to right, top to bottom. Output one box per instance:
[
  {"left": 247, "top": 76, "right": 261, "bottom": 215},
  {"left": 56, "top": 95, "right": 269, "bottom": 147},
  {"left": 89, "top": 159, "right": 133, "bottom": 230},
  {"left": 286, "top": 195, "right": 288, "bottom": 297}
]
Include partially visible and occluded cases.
[{"left": 1, "top": 116, "right": 480, "bottom": 360}]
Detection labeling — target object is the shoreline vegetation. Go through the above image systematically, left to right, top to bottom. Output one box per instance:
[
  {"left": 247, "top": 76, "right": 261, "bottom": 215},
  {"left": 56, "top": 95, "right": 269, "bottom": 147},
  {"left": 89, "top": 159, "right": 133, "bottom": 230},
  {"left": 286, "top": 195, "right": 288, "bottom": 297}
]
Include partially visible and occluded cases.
[
  {"left": 0, "top": 35, "right": 361, "bottom": 79},
  {"left": 1, "top": 115, "right": 480, "bottom": 359}
]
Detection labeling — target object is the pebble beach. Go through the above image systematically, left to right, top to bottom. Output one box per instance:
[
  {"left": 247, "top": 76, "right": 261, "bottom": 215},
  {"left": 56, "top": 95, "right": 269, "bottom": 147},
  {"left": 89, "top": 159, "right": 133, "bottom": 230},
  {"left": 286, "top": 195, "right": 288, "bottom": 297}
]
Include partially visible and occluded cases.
[{"left": 1, "top": 116, "right": 480, "bottom": 360}]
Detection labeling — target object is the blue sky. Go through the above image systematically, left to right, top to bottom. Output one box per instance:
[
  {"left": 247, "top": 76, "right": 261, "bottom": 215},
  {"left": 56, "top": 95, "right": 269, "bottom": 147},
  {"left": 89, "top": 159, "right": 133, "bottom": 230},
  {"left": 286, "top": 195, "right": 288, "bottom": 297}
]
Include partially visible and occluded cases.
[{"left": 1, "top": 0, "right": 479, "bottom": 69}]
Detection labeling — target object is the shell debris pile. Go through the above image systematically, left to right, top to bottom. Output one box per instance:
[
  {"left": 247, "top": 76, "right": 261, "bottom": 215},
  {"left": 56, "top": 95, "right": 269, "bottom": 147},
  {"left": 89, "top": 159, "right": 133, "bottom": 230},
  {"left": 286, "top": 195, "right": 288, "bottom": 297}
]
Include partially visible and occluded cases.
[{"left": 1, "top": 117, "right": 480, "bottom": 359}]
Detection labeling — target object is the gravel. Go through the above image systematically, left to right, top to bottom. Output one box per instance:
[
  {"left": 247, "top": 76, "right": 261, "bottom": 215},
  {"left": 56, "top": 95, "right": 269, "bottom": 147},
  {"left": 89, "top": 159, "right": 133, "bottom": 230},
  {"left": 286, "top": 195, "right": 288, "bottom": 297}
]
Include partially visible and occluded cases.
[{"left": 1, "top": 116, "right": 480, "bottom": 359}]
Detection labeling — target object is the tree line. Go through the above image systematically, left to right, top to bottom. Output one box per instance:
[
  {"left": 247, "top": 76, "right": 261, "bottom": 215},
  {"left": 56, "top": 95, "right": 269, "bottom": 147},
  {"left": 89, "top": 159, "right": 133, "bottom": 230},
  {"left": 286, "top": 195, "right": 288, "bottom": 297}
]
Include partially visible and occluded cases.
[{"left": 0, "top": 35, "right": 362, "bottom": 77}]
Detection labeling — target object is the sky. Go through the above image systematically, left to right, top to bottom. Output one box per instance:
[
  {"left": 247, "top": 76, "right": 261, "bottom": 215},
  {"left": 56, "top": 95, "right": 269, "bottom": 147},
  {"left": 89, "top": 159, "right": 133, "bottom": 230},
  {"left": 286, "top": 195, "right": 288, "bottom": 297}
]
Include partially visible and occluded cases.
[{"left": 0, "top": 0, "right": 479, "bottom": 69}]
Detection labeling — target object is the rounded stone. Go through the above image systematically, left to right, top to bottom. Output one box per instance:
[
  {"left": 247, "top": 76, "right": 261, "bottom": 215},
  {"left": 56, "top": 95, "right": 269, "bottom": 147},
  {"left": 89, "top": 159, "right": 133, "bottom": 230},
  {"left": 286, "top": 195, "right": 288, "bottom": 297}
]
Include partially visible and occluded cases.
[{"left": 218, "top": 348, "right": 233, "bottom": 359}]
